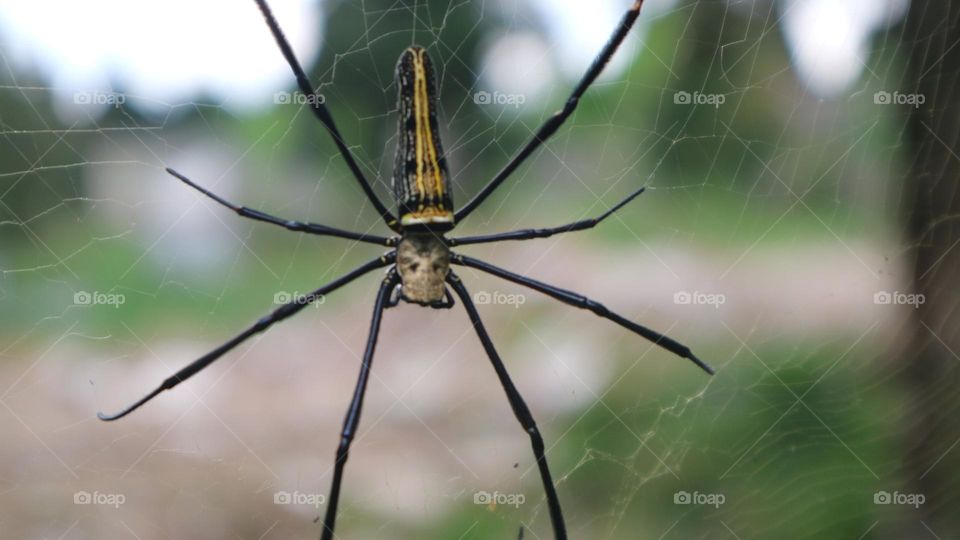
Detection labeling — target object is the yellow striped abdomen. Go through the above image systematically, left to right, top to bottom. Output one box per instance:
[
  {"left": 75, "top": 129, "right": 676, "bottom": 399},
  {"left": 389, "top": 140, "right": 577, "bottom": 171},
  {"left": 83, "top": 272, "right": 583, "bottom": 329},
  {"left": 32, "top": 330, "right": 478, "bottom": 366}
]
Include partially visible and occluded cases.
[{"left": 393, "top": 47, "right": 454, "bottom": 230}]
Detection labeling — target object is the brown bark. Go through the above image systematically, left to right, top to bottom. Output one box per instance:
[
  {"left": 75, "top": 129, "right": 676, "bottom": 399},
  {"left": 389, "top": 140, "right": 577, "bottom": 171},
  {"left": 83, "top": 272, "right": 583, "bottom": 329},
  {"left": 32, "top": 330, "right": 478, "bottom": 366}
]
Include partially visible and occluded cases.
[{"left": 901, "top": 1, "right": 960, "bottom": 535}]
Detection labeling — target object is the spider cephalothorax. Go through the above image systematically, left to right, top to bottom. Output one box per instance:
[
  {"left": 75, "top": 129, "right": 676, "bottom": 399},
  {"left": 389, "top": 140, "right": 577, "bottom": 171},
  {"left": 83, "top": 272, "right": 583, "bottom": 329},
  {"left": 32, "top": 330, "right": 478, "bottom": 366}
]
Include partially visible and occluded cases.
[
  {"left": 100, "top": 2, "right": 713, "bottom": 540},
  {"left": 396, "top": 233, "right": 450, "bottom": 305}
]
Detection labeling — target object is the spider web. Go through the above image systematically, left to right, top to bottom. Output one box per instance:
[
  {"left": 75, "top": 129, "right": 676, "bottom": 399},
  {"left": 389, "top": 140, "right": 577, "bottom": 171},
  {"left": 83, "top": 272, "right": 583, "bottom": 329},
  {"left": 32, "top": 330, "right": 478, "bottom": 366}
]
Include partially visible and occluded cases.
[{"left": 0, "top": 0, "right": 957, "bottom": 538}]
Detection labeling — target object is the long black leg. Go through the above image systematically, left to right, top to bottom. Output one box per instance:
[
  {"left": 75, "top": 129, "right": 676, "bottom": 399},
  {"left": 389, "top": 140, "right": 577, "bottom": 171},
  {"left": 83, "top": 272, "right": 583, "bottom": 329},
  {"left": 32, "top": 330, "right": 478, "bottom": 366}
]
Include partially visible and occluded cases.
[
  {"left": 252, "top": 0, "right": 398, "bottom": 230},
  {"left": 455, "top": 0, "right": 647, "bottom": 222},
  {"left": 166, "top": 168, "right": 394, "bottom": 247},
  {"left": 448, "top": 187, "right": 645, "bottom": 247},
  {"left": 97, "top": 253, "right": 395, "bottom": 421},
  {"left": 451, "top": 254, "right": 715, "bottom": 375},
  {"left": 321, "top": 270, "right": 399, "bottom": 540},
  {"left": 447, "top": 272, "right": 567, "bottom": 540}
]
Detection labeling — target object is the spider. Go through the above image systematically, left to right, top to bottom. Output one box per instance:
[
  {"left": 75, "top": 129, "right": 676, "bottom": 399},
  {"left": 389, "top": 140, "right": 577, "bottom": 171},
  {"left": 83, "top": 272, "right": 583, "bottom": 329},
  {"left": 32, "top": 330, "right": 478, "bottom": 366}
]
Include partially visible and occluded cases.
[{"left": 98, "top": 1, "right": 714, "bottom": 538}]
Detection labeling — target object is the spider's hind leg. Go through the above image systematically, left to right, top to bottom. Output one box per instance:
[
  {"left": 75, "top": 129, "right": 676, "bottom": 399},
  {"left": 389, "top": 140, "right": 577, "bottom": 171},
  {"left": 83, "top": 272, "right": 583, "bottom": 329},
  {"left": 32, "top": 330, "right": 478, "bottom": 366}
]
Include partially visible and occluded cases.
[
  {"left": 454, "top": 0, "right": 647, "bottom": 223},
  {"left": 166, "top": 168, "right": 392, "bottom": 246},
  {"left": 448, "top": 186, "right": 645, "bottom": 247}
]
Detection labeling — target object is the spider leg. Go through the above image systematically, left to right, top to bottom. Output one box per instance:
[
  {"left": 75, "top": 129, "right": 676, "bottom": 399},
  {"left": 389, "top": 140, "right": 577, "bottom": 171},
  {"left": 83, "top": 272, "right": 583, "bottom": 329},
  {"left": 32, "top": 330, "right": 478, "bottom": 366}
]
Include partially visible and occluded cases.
[
  {"left": 252, "top": 0, "right": 399, "bottom": 231},
  {"left": 455, "top": 0, "right": 647, "bottom": 222},
  {"left": 167, "top": 168, "right": 394, "bottom": 246},
  {"left": 448, "top": 187, "right": 645, "bottom": 246},
  {"left": 97, "top": 253, "right": 395, "bottom": 421},
  {"left": 451, "top": 254, "right": 715, "bottom": 375},
  {"left": 321, "top": 270, "right": 399, "bottom": 540},
  {"left": 447, "top": 272, "right": 567, "bottom": 540},
  {"left": 385, "top": 283, "right": 403, "bottom": 309},
  {"left": 435, "top": 287, "right": 457, "bottom": 309}
]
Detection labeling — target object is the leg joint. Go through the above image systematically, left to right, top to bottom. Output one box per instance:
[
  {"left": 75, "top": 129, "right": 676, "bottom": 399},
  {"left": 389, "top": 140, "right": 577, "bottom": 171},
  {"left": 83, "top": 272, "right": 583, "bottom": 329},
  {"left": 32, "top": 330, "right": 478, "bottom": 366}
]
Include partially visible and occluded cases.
[
  {"left": 528, "top": 427, "right": 546, "bottom": 454},
  {"left": 335, "top": 436, "right": 353, "bottom": 458}
]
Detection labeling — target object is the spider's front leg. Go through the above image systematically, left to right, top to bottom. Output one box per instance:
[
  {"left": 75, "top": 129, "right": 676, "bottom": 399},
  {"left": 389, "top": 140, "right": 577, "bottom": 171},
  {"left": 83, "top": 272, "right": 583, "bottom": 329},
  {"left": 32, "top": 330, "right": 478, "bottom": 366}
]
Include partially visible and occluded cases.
[
  {"left": 96, "top": 253, "right": 395, "bottom": 421},
  {"left": 452, "top": 253, "right": 715, "bottom": 375},
  {"left": 321, "top": 270, "right": 399, "bottom": 540},
  {"left": 447, "top": 272, "right": 567, "bottom": 539}
]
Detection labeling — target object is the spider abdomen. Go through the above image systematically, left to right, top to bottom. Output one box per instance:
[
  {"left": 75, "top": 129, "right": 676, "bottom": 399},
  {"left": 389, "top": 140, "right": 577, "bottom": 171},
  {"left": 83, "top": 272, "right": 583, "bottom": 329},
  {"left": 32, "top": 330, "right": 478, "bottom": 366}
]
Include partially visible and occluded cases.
[{"left": 393, "top": 47, "right": 455, "bottom": 229}]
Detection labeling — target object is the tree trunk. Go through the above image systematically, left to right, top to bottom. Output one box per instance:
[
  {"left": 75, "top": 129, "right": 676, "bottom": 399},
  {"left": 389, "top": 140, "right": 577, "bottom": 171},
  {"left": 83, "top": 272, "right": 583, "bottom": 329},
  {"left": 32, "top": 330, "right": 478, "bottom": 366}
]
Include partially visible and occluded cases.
[{"left": 901, "top": 1, "right": 960, "bottom": 536}]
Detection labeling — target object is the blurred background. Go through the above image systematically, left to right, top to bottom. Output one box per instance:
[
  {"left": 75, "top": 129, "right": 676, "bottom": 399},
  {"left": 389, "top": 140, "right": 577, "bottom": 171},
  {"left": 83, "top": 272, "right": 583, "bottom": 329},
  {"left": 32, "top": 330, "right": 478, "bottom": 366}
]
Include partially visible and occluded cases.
[{"left": 1, "top": 0, "right": 958, "bottom": 538}]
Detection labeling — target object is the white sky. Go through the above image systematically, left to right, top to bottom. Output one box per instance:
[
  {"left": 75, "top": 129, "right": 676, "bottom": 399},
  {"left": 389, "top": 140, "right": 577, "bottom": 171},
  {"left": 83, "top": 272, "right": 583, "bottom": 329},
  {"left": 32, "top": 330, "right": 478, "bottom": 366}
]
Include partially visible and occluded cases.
[
  {"left": 0, "top": 0, "right": 910, "bottom": 121},
  {"left": 0, "top": 0, "right": 318, "bottom": 118},
  {"left": 781, "top": 0, "right": 909, "bottom": 96}
]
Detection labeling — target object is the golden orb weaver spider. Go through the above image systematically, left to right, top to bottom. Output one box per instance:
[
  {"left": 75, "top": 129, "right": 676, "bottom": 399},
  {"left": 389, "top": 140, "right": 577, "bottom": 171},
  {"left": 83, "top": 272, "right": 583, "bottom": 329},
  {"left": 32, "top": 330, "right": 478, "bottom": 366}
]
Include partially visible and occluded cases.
[{"left": 98, "top": 1, "right": 715, "bottom": 538}]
